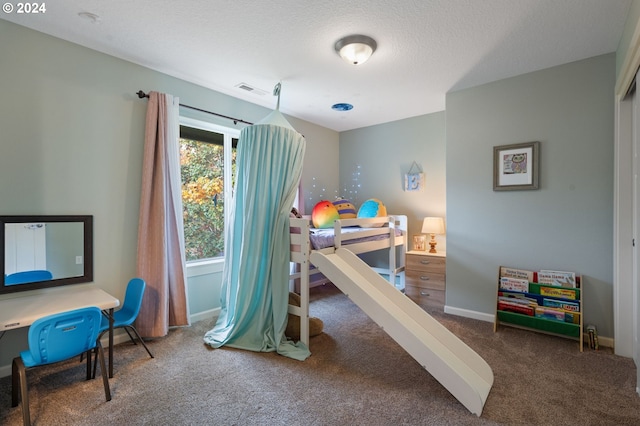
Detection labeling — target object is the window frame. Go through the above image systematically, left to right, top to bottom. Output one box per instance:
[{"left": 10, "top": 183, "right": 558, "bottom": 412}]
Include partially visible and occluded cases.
[{"left": 179, "top": 116, "right": 240, "bottom": 273}]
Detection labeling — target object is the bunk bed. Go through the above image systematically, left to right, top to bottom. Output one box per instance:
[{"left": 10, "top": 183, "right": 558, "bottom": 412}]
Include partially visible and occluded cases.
[{"left": 288, "top": 215, "right": 408, "bottom": 345}]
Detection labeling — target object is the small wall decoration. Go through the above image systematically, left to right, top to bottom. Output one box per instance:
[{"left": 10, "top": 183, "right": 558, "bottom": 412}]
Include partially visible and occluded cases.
[
  {"left": 493, "top": 141, "right": 540, "bottom": 191},
  {"left": 404, "top": 161, "right": 425, "bottom": 191},
  {"left": 413, "top": 235, "right": 427, "bottom": 251}
]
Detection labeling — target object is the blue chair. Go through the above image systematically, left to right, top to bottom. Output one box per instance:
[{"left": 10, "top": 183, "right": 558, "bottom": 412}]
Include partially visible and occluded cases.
[
  {"left": 91, "top": 278, "right": 154, "bottom": 377},
  {"left": 12, "top": 307, "right": 111, "bottom": 426}
]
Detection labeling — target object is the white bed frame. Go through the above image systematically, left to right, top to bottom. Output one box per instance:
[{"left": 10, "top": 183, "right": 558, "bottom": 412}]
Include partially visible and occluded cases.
[{"left": 288, "top": 215, "right": 408, "bottom": 346}]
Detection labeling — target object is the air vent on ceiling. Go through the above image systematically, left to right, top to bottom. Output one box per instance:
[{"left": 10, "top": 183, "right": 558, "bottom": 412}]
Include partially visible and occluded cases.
[{"left": 234, "top": 83, "right": 268, "bottom": 96}]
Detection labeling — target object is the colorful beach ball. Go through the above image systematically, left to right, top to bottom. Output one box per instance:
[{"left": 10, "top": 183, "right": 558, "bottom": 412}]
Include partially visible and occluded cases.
[
  {"left": 333, "top": 198, "right": 357, "bottom": 219},
  {"left": 312, "top": 200, "right": 340, "bottom": 229}
]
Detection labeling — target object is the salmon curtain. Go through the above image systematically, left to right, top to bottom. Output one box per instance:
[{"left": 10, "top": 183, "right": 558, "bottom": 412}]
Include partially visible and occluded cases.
[{"left": 136, "top": 91, "right": 190, "bottom": 337}]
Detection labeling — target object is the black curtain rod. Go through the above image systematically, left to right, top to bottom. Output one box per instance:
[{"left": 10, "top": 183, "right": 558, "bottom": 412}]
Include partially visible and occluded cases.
[{"left": 136, "top": 90, "right": 253, "bottom": 126}]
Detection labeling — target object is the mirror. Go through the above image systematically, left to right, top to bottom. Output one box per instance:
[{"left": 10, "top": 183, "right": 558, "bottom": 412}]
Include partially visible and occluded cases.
[{"left": 1, "top": 215, "right": 93, "bottom": 294}]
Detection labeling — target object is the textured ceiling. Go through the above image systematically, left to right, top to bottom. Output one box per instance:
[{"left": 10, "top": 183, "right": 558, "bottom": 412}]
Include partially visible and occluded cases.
[{"left": 1, "top": 0, "right": 632, "bottom": 131}]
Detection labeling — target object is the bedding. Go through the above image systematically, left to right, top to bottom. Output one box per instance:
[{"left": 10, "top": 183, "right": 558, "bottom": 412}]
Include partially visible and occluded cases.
[{"left": 309, "top": 226, "right": 403, "bottom": 250}]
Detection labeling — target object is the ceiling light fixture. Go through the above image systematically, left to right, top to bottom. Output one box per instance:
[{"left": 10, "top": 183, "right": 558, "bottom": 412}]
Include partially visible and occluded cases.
[{"left": 334, "top": 35, "right": 377, "bottom": 65}]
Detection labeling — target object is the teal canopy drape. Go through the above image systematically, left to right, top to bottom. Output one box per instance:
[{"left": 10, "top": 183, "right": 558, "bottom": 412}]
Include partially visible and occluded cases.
[{"left": 203, "top": 109, "right": 309, "bottom": 360}]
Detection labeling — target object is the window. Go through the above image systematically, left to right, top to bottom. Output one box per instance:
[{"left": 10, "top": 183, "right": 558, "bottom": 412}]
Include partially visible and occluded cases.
[{"left": 179, "top": 117, "right": 239, "bottom": 262}]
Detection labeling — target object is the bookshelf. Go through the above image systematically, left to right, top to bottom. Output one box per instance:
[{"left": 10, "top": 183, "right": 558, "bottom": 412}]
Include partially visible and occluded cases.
[{"left": 493, "top": 266, "right": 583, "bottom": 352}]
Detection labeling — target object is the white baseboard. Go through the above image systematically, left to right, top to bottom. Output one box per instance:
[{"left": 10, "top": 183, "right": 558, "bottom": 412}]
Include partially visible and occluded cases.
[
  {"left": 444, "top": 305, "right": 495, "bottom": 323},
  {"left": 445, "top": 305, "right": 615, "bottom": 349},
  {"left": 190, "top": 307, "right": 219, "bottom": 324},
  {"left": 595, "top": 335, "right": 614, "bottom": 349}
]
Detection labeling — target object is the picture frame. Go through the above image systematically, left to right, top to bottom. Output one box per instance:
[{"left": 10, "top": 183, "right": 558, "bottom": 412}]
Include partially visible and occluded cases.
[
  {"left": 493, "top": 141, "right": 540, "bottom": 191},
  {"left": 404, "top": 161, "right": 425, "bottom": 192},
  {"left": 412, "top": 235, "right": 427, "bottom": 251}
]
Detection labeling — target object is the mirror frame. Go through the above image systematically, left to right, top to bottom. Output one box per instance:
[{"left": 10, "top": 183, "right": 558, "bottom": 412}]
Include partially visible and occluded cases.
[{"left": 0, "top": 215, "right": 93, "bottom": 294}]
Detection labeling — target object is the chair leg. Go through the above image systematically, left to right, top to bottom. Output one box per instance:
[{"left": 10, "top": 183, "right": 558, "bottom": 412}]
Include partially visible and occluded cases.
[
  {"left": 127, "top": 326, "right": 154, "bottom": 358},
  {"left": 123, "top": 327, "right": 136, "bottom": 345},
  {"left": 91, "top": 330, "right": 108, "bottom": 379},
  {"left": 95, "top": 342, "right": 112, "bottom": 401},
  {"left": 92, "top": 347, "right": 99, "bottom": 380},
  {"left": 85, "top": 349, "right": 93, "bottom": 380},
  {"left": 11, "top": 357, "right": 19, "bottom": 407},
  {"left": 12, "top": 357, "right": 30, "bottom": 426}
]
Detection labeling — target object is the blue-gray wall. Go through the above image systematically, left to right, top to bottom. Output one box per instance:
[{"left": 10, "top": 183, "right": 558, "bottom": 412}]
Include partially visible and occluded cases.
[
  {"left": 0, "top": 20, "right": 338, "bottom": 374},
  {"left": 446, "top": 54, "right": 615, "bottom": 335},
  {"left": 339, "top": 112, "right": 447, "bottom": 248}
]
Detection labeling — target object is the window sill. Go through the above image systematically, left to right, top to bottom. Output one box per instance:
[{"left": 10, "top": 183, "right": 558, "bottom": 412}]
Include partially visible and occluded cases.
[{"left": 186, "top": 258, "right": 224, "bottom": 278}]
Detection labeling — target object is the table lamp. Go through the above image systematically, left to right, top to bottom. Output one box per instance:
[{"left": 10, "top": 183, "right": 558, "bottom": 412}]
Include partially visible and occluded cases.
[{"left": 421, "top": 217, "right": 445, "bottom": 253}]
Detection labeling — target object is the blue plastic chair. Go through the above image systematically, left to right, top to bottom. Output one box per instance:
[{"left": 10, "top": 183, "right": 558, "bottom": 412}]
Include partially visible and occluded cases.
[
  {"left": 5, "top": 270, "right": 53, "bottom": 285},
  {"left": 91, "top": 278, "right": 153, "bottom": 377},
  {"left": 12, "top": 307, "right": 111, "bottom": 426}
]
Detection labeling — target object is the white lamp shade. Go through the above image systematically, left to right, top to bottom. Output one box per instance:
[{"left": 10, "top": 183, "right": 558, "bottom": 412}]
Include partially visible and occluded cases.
[
  {"left": 335, "top": 35, "right": 377, "bottom": 65},
  {"left": 339, "top": 43, "right": 373, "bottom": 65},
  {"left": 422, "top": 217, "right": 445, "bottom": 234}
]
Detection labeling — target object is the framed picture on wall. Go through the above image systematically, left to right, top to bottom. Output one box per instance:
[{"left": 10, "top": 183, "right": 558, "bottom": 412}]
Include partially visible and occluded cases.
[{"left": 493, "top": 141, "right": 540, "bottom": 191}]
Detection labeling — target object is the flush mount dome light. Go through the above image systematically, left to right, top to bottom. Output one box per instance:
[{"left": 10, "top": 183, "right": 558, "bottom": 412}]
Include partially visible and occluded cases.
[
  {"left": 334, "top": 35, "right": 377, "bottom": 65},
  {"left": 332, "top": 103, "right": 354, "bottom": 111}
]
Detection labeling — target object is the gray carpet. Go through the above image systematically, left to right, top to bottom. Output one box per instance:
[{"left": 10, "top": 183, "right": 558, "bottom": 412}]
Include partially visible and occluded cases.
[{"left": 1, "top": 283, "right": 639, "bottom": 425}]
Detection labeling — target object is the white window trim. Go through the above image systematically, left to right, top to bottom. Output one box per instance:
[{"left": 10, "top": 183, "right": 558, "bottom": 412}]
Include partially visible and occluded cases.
[
  {"left": 179, "top": 116, "right": 240, "bottom": 268},
  {"left": 186, "top": 257, "right": 224, "bottom": 277}
]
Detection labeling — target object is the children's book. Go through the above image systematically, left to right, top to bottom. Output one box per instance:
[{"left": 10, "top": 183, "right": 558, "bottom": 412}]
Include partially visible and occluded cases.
[
  {"left": 500, "top": 267, "right": 535, "bottom": 282},
  {"left": 538, "top": 270, "right": 576, "bottom": 288},
  {"left": 499, "top": 276, "right": 529, "bottom": 293},
  {"left": 539, "top": 286, "right": 577, "bottom": 300},
  {"left": 542, "top": 298, "right": 580, "bottom": 312},
  {"left": 498, "top": 300, "right": 534, "bottom": 316}
]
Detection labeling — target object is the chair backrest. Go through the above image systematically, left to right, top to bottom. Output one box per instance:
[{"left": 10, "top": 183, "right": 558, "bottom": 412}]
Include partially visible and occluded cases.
[
  {"left": 5, "top": 270, "right": 53, "bottom": 285},
  {"left": 119, "top": 278, "right": 146, "bottom": 324},
  {"left": 26, "top": 307, "right": 102, "bottom": 366}
]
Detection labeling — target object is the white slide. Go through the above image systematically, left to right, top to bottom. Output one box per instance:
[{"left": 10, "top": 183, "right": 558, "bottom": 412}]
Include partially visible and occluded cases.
[{"left": 310, "top": 248, "right": 493, "bottom": 416}]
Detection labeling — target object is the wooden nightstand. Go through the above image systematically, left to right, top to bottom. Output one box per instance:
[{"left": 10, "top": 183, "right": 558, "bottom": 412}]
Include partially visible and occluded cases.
[{"left": 405, "top": 250, "right": 446, "bottom": 310}]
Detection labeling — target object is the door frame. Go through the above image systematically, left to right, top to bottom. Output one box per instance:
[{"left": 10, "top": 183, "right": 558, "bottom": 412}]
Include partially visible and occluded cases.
[{"left": 614, "top": 13, "right": 640, "bottom": 397}]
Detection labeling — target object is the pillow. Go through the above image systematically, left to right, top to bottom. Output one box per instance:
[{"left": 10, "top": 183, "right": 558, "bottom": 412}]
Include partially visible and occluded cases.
[
  {"left": 333, "top": 198, "right": 357, "bottom": 219},
  {"left": 357, "top": 198, "right": 387, "bottom": 227},
  {"left": 311, "top": 200, "right": 340, "bottom": 229}
]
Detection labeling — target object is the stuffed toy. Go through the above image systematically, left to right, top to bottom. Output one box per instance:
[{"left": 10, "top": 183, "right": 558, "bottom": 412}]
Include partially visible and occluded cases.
[
  {"left": 333, "top": 198, "right": 357, "bottom": 219},
  {"left": 357, "top": 198, "right": 387, "bottom": 227},
  {"left": 311, "top": 200, "right": 340, "bottom": 228},
  {"left": 285, "top": 292, "right": 324, "bottom": 340}
]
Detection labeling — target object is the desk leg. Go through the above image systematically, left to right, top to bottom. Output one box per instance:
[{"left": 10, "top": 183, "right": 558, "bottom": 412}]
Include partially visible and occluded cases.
[{"left": 108, "top": 308, "right": 114, "bottom": 378}]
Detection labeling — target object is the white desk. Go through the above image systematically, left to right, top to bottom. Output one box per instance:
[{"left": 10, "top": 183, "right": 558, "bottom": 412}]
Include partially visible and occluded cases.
[{"left": 0, "top": 284, "right": 120, "bottom": 377}]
